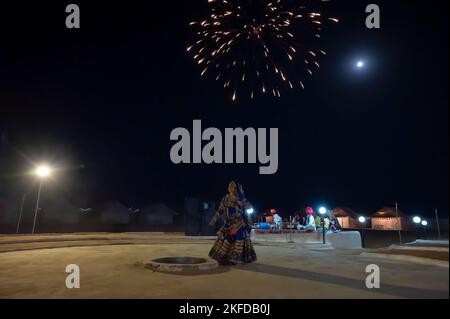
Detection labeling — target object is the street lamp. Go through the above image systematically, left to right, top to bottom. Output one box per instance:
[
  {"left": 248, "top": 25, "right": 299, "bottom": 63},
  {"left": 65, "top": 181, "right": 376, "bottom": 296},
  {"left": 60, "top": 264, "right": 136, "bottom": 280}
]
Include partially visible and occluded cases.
[
  {"left": 32, "top": 165, "right": 52, "bottom": 234},
  {"left": 36, "top": 166, "right": 51, "bottom": 178},
  {"left": 246, "top": 207, "right": 254, "bottom": 215},
  {"left": 318, "top": 207, "right": 327, "bottom": 244},
  {"left": 358, "top": 216, "right": 367, "bottom": 248},
  {"left": 412, "top": 216, "right": 423, "bottom": 241},
  {"left": 421, "top": 220, "right": 428, "bottom": 240}
]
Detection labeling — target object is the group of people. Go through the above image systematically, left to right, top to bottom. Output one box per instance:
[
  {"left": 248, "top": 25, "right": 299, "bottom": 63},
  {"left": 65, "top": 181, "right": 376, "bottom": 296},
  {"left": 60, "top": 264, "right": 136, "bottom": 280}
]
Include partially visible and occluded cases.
[
  {"left": 207, "top": 181, "right": 342, "bottom": 266},
  {"left": 258, "top": 207, "right": 342, "bottom": 233},
  {"left": 294, "top": 207, "right": 342, "bottom": 232}
]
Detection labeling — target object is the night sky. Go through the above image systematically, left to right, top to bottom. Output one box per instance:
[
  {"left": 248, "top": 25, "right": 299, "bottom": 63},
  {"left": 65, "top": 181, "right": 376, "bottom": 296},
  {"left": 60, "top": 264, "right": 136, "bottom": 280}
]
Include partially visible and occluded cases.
[{"left": 0, "top": 0, "right": 448, "bottom": 217}]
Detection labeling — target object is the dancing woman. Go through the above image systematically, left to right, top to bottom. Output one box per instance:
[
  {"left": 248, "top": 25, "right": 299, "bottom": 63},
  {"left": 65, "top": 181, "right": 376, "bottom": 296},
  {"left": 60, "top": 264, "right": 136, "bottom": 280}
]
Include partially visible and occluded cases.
[{"left": 209, "top": 181, "right": 257, "bottom": 265}]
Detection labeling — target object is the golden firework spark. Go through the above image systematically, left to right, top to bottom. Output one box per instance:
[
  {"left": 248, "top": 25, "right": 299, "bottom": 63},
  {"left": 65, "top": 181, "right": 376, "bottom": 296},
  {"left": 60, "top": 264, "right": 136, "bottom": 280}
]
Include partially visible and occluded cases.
[{"left": 188, "top": 0, "right": 339, "bottom": 101}]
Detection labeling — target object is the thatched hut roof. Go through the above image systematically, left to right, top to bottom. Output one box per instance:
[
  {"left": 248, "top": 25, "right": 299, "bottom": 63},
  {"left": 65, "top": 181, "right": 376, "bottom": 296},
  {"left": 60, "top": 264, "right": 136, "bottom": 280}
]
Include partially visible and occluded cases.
[
  {"left": 98, "top": 201, "right": 130, "bottom": 224},
  {"left": 140, "top": 203, "right": 179, "bottom": 225},
  {"left": 141, "top": 203, "right": 179, "bottom": 216},
  {"left": 332, "top": 207, "right": 358, "bottom": 219},
  {"left": 373, "top": 207, "right": 407, "bottom": 218}
]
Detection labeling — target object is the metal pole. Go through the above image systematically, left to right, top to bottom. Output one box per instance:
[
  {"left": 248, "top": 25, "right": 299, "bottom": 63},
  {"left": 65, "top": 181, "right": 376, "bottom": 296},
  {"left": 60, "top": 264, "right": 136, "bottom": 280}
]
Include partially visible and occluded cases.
[
  {"left": 32, "top": 180, "right": 43, "bottom": 235},
  {"left": 16, "top": 193, "right": 26, "bottom": 234},
  {"left": 395, "top": 202, "right": 402, "bottom": 244},
  {"left": 435, "top": 209, "right": 441, "bottom": 240},
  {"left": 291, "top": 216, "right": 294, "bottom": 243},
  {"left": 322, "top": 217, "right": 326, "bottom": 244},
  {"left": 361, "top": 229, "right": 365, "bottom": 248}
]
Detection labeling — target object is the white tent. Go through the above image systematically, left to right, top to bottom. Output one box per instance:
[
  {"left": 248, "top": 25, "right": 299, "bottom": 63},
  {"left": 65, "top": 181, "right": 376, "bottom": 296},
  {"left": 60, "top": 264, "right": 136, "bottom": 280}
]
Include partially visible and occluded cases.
[
  {"left": 40, "top": 198, "right": 80, "bottom": 225},
  {"left": 98, "top": 201, "right": 130, "bottom": 225},
  {"left": 140, "top": 204, "right": 178, "bottom": 225}
]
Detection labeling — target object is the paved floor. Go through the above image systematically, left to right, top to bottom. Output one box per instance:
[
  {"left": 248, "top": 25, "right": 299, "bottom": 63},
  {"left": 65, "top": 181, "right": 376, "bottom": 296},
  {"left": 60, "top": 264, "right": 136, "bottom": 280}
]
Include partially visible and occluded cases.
[{"left": 0, "top": 233, "right": 448, "bottom": 299}]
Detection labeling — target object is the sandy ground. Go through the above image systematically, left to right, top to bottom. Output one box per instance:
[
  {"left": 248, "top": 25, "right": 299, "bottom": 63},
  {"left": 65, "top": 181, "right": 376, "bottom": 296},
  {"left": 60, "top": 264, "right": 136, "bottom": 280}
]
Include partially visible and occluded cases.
[{"left": 0, "top": 233, "right": 448, "bottom": 299}]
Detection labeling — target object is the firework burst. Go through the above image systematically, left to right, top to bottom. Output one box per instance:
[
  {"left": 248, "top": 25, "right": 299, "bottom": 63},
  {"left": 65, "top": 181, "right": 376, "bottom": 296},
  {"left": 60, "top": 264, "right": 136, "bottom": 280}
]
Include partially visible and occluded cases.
[{"left": 187, "top": 0, "right": 339, "bottom": 101}]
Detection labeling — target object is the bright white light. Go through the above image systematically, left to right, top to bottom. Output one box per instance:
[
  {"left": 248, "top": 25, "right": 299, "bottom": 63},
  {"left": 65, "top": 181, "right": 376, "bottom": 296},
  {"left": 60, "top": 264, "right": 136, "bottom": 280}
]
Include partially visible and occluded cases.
[
  {"left": 356, "top": 61, "right": 364, "bottom": 68},
  {"left": 36, "top": 166, "right": 51, "bottom": 178},
  {"left": 319, "top": 207, "right": 327, "bottom": 215},
  {"left": 246, "top": 208, "right": 254, "bottom": 215},
  {"left": 358, "top": 216, "right": 366, "bottom": 223},
  {"left": 413, "top": 216, "right": 422, "bottom": 224},
  {"left": 421, "top": 220, "right": 428, "bottom": 227}
]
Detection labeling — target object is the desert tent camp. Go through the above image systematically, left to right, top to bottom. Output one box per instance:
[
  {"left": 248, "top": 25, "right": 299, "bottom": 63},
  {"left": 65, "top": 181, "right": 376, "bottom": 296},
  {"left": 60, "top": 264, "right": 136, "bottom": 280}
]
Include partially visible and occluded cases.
[
  {"left": 0, "top": 194, "right": 32, "bottom": 231},
  {"left": 39, "top": 197, "right": 80, "bottom": 225},
  {"left": 0, "top": 198, "right": 13, "bottom": 227},
  {"left": 98, "top": 201, "right": 130, "bottom": 225},
  {"left": 140, "top": 203, "right": 178, "bottom": 225},
  {"left": 332, "top": 207, "right": 359, "bottom": 229},
  {"left": 371, "top": 207, "right": 410, "bottom": 231}
]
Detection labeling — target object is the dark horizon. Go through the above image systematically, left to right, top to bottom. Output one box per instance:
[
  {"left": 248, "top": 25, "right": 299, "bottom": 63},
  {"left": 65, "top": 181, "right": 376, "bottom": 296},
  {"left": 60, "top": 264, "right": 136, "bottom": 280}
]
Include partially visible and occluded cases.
[{"left": 1, "top": 0, "right": 449, "bottom": 218}]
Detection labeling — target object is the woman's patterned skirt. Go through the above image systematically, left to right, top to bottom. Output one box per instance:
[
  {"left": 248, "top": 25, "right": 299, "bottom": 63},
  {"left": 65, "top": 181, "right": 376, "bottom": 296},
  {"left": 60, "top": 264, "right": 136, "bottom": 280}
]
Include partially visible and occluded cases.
[{"left": 209, "top": 227, "right": 257, "bottom": 265}]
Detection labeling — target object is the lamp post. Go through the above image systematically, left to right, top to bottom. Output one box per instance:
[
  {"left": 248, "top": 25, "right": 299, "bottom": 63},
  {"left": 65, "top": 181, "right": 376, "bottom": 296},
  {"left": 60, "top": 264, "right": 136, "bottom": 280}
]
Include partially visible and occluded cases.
[
  {"left": 32, "top": 165, "right": 51, "bottom": 235},
  {"left": 16, "top": 193, "right": 27, "bottom": 234},
  {"left": 395, "top": 202, "right": 402, "bottom": 244},
  {"left": 319, "top": 207, "right": 327, "bottom": 244},
  {"left": 435, "top": 209, "right": 441, "bottom": 240},
  {"left": 287, "top": 215, "right": 295, "bottom": 243},
  {"left": 358, "top": 216, "right": 367, "bottom": 248},
  {"left": 413, "top": 216, "right": 422, "bottom": 240},
  {"left": 421, "top": 220, "right": 428, "bottom": 240}
]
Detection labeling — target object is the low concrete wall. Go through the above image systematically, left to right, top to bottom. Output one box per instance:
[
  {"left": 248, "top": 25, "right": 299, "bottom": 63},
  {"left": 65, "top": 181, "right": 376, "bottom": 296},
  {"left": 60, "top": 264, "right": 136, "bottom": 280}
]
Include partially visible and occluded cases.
[
  {"left": 0, "top": 223, "right": 184, "bottom": 234},
  {"left": 251, "top": 230, "right": 362, "bottom": 249},
  {"left": 251, "top": 230, "right": 322, "bottom": 244},
  {"left": 326, "top": 231, "right": 362, "bottom": 249}
]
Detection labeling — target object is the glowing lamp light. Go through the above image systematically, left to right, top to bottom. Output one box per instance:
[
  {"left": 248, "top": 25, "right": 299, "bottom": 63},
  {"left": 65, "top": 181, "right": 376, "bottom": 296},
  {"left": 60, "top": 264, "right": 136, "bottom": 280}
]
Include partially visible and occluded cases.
[
  {"left": 356, "top": 61, "right": 364, "bottom": 68},
  {"left": 36, "top": 166, "right": 51, "bottom": 178},
  {"left": 318, "top": 207, "right": 327, "bottom": 215},
  {"left": 246, "top": 208, "right": 254, "bottom": 215},
  {"left": 358, "top": 216, "right": 367, "bottom": 223},
  {"left": 413, "top": 216, "right": 422, "bottom": 224},
  {"left": 421, "top": 220, "right": 428, "bottom": 227}
]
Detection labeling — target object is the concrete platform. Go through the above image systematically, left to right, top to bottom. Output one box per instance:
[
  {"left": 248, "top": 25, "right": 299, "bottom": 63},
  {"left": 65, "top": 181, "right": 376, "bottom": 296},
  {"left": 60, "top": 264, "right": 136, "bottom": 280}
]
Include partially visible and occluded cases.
[
  {"left": 251, "top": 230, "right": 363, "bottom": 249},
  {"left": 0, "top": 233, "right": 447, "bottom": 298}
]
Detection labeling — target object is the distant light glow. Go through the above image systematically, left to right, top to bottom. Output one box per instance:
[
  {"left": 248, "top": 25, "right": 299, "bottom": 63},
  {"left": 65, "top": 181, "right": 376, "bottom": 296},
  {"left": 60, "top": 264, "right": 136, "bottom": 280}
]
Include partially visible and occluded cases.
[
  {"left": 356, "top": 61, "right": 364, "bottom": 68},
  {"left": 36, "top": 166, "right": 51, "bottom": 178},
  {"left": 319, "top": 207, "right": 327, "bottom": 215},
  {"left": 246, "top": 208, "right": 254, "bottom": 215},
  {"left": 358, "top": 216, "right": 366, "bottom": 223},
  {"left": 413, "top": 216, "right": 422, "bottom": 224},
  {"left": 421, "top": 220, "right": 428, "bottom": 227}
]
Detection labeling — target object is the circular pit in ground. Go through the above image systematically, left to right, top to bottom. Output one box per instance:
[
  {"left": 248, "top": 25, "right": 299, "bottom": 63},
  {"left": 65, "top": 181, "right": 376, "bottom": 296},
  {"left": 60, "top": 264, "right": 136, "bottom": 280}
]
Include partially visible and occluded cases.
[{"left": 145, "top": 257, "right": 219, "bottom": 274}]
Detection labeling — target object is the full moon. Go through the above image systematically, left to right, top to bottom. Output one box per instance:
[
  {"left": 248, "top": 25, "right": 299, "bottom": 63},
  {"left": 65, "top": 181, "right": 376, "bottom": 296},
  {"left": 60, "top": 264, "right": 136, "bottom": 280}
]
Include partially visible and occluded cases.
[{"left": 356, "top": 61, "right": 364, "bottom": 68}]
